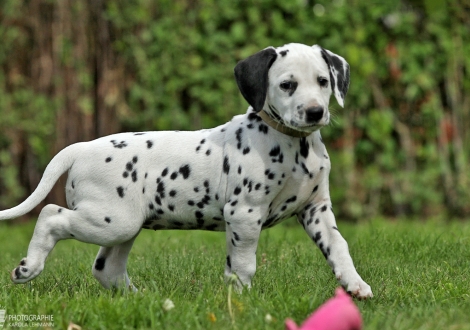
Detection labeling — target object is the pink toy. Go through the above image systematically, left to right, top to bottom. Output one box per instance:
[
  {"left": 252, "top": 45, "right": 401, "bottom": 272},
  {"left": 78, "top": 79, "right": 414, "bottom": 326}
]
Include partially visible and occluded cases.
[{"left": 285, "top": 288, "right": 363, "bottom": 330}]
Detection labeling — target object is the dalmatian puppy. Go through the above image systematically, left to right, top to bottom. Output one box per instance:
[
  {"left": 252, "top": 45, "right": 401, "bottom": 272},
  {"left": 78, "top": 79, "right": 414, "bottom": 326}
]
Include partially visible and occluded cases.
[{"left": 0, "top": 43, "right": 373, "bottom": 298}]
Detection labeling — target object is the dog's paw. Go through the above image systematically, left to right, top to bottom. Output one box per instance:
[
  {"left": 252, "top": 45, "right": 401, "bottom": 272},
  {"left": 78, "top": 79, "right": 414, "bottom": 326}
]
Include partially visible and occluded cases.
[
  {"left": 11, "top": 258, "right": 31, "bottom": 284},
  {"left": 336, "top": 271, "right": 373, "bottom": 299},
  {"left": 344, "top": 279, "right": 373, "bottom": 299}
]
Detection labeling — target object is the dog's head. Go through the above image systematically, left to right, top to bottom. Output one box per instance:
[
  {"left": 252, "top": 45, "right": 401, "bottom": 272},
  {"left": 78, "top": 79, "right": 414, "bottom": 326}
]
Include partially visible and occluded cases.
[{"left": 234, "top": 43, "right": 349, "bottom": 133}]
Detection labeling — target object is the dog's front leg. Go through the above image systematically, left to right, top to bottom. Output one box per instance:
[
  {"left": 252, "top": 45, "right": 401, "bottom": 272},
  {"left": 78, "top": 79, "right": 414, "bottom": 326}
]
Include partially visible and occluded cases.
[
  {"left": 298, "top": 201, "right": 373, "bottom": 298},
  {"left": 224, "top": 210, "right": 262, "bottom": 292}
]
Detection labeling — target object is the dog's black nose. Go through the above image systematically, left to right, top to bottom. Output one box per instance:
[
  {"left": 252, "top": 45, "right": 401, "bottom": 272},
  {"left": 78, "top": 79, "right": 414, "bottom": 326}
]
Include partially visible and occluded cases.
[{"left": 305, "top": 106, "right": 324, "bottom": 123}]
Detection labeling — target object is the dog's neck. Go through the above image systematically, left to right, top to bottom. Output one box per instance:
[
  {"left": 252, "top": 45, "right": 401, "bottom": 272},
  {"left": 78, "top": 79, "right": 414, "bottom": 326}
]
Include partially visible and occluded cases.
[{"left": 258, "top": 110, "right": 312, "bottom": 138}]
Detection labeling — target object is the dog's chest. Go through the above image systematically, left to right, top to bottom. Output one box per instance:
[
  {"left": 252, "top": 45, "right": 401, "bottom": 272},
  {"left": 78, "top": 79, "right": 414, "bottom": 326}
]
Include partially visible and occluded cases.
[
  {"left": 221, "top": 115, "right": 331, "bottom": 228},
  {"left": 258, "top": 134, "right": 330, "bottom": 228}
]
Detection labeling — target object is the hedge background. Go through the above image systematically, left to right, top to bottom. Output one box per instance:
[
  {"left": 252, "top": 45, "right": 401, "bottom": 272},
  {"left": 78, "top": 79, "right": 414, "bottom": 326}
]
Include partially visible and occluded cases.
[{"left": 0, "top": 0, "right": 469, "bottom": 221}]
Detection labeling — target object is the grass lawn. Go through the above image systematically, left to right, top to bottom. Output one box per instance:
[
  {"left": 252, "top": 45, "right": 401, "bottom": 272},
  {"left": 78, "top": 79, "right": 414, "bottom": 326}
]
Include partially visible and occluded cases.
[{"left": 1, "top": 218, "right": 470, "bottom": 329}]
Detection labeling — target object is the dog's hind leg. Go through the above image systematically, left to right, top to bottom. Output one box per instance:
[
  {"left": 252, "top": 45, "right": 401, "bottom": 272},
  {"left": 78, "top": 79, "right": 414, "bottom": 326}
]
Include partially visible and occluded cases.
[
  {"left": 11, "top": 204, "right": 141, "bottom": 285},
  {"left": 11, "top": 204, "right": 78, "bottom": 283},
  {"left": 92, "top": 233, "right": 139, "bottom": 291}
]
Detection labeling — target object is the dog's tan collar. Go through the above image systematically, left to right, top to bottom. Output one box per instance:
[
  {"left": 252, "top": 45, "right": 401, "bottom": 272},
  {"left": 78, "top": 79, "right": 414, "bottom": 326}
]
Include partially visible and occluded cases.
[{"left": 257, "top": 110, "right": 312, "bottom": 138}]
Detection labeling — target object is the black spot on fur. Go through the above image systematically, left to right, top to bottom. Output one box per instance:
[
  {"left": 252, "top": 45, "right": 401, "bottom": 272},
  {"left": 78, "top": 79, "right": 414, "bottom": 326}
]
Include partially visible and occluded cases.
[
  {"left": 279, "top": 49, "right": 289, "bottom": 57},
  {"left": 248, "top": 112, "right": 262, "bottom": 122},
  {"left": 259, "top": 124, "right": 268, "bottom": 134},
  {"left": 236, "top": 128, "right": 243, "bottom": 150},
  {"left": 299, "top": 138, "right": 309, "bottom": 158},
  {"left": 111, "top": 140, "right": 128, "bottom": 149},
  {"left": 146, "top": 140, "right": 153, "bottom": 149},
  {"left": 269, "top": 145, "right": 281, "bottom": 157},
  {"left": 243, "top": 147, "right": 250, "bottom": 155},
  {"left": 206, "top": 149, "right": 211, "bottom": 156},
  {"left": 223, "top": 156, "right": 230, "bottom": 174},
  {"left": 105, "top": 157, "right": 112, "bottom": 163},
  {"left": 301, "top": 162, "right": 310, "bottom": 174},
  {"left": 179, "top": 164, "right": 191, "bottom": 179},
  {"left": 238, "top": 166, "right": 242, "bottom": 174},
  {"left": 162, "top": 168, "right": 169, "bottom": 177},
  {"left": 131, "top": 170, "right": 138, "bottom": 182},
  {"left": 265, "top": 170, "right": 275, "bottom": 180},
  {"left": 123, "top": 172, "right": 129, "bottom": 178},
  {"left": 170, "top": 172, "right": 178, "bottom": 180},
  {"left": 157, "top": 181, "right": 165, "bottom": 198},
  {"left": 312, "top": 185, "right": 319, "bottom": 193},
  {"left": 117, "top": 186, "right": 125, "bottom": 198},
  {"left": 233, "top": 186, "right": 241, "bottom": 195},
  {"left": 169, "top": 190, "right": 177, "bottom": 197},
  {"left": 285, "top": 196, "right": 297, "bottom": 203},
  {"left": 188, "top": 200, "right": 195, "bottom": 206},
  {"left": 168, "top": 205, "right": 175, "bottom": 212},
  {"left": 321, "top": 205, "right": 328, "bottom": 212},
  {"left": 310, "top": 207, "right": 317, "bottom": 217},
  {"left": 58, "top": 208, "right": 62, "bottom": 213},
  {"left": 195, "top": 211, "right": 204, "bottom": 219},
  {"left": 105, "top": 217, "right": 111, "bottom": 223},
  {"left": 313, "top": 231, "right": 322, "bottom": 243},
  {"left": 227, "top": 255, "right": 231, "bottom": 268},
  {"left": 95, "top": 257, "right": 106, "bottom": 271}
]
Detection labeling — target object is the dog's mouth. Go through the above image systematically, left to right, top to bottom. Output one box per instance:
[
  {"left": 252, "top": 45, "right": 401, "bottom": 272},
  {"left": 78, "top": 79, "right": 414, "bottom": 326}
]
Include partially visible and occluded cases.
[{"left": 287, "top": 121, "right": 326, "bottom": 132}]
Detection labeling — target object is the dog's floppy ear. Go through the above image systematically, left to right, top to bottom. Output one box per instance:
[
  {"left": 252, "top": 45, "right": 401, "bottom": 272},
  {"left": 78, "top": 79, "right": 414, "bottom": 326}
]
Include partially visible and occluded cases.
[
  {"left": 234, "top": 47, "right": 278, "bottom": 112},
  {"left": 319, "top": 47, "right": 350, "bottom": 107}
]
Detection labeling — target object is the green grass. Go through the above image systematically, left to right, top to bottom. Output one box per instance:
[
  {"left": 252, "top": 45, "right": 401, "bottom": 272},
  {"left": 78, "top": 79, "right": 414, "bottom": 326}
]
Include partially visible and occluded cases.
[{"left": 1, "top": 218, "right": 470, "bottom": 329}]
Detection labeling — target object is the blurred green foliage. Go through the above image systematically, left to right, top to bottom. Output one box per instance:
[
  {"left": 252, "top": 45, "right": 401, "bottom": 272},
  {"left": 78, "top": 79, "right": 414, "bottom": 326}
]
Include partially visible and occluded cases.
[{"left": 0, "top": 0, "right": 468, "bottom": 219}]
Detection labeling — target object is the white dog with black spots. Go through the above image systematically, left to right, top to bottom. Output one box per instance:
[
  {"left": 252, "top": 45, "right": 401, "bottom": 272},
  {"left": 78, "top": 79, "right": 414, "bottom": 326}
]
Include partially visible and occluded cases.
[{"left": 0, "top": 43, "right": 373, "bottom": 299}]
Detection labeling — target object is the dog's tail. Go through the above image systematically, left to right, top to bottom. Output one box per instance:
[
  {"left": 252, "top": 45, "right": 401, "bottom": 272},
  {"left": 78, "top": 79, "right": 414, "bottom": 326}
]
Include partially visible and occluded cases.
[{"left": 0, "top": 144, "right": 77, "bottom": 220}]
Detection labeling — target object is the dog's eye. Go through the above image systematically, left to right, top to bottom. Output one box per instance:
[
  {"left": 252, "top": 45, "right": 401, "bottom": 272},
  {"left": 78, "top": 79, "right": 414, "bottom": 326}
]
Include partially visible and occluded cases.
[
  {"left": 318, "top": 77, "right": 328, "bottom": 87},
  {"left": 280, "top": 81, "right": 295, "bottom": 91}
]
